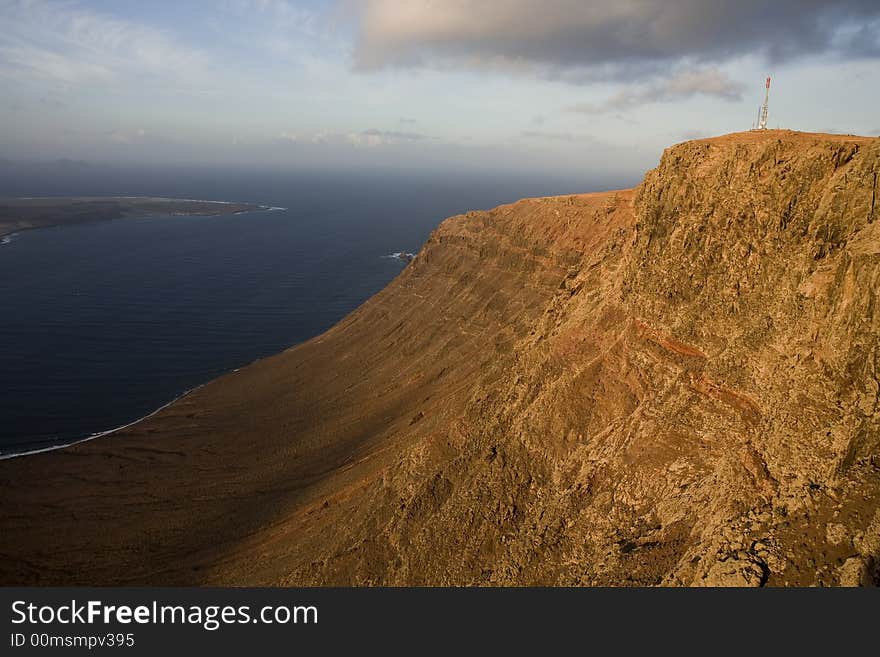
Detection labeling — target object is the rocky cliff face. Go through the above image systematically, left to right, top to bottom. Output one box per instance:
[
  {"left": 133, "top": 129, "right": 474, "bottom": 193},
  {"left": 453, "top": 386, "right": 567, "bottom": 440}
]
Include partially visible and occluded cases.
[{"left": 2, "top": 131, "right": 878, "bottom": 586}]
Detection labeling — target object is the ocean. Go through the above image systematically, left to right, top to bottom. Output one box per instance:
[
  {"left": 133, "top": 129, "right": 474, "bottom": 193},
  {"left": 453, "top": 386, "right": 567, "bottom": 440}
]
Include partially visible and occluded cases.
[{"left": 0, "top": 165, "right": 627, "bottom": 456}]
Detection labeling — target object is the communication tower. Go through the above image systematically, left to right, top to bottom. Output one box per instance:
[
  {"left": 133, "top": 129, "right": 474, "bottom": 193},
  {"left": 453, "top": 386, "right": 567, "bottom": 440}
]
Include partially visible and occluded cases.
[{"left": 758, "top": 76, "right": 771, "bottom": 130}]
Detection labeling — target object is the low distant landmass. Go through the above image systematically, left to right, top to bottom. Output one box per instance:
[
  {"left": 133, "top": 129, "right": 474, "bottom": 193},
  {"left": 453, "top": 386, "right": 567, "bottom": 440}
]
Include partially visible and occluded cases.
[{"left": 0, "top": 196, "right": 268, "bottom": 239}]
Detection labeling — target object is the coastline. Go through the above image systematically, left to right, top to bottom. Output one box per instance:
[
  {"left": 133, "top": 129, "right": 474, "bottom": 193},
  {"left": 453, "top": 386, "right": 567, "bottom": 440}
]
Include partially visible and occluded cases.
[
  {"left": 0, "top": 183, "right": 634, "bottom": 585},
  {"left": 0, "top": 196, "right": 285, "bottom": 240},
  {"left": 0, "top": 198, "right": 288, "bottom": 457},
  {"left": 1, "top": 239, "right": 408, "bottom": 460},
  {"left": 0, "top": 381, "right": 208, "bottom": 461}
]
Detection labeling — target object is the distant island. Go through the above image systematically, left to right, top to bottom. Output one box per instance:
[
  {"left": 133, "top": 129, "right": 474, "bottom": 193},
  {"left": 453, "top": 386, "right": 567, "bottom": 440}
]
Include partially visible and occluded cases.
[{"left": 0, "top": 196, "right": 270, "bottom": 239}]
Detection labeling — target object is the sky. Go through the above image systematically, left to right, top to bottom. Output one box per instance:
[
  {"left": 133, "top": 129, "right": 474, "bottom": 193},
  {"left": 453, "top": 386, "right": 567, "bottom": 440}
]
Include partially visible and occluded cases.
[{"left": 1, "top": 0, "right": 879, "bottom": 178}]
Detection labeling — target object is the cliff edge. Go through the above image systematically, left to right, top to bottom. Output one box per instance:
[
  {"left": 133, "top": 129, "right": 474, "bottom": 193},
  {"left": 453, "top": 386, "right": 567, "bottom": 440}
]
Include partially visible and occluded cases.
[{"left": 1, "top": 130, "right": 879, "bottom": 586}]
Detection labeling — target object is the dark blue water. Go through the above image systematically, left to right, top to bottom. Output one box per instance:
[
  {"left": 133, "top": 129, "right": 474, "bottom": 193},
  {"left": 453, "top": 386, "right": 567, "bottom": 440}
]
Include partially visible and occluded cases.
[{"left": 0, "top": 168, "right": 628, "bottom": 456}]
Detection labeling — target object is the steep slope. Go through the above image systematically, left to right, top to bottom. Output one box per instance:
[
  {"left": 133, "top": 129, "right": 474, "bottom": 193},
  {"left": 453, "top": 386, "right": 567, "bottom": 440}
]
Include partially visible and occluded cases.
[{"left": 1, "top": 130, "right": 878, "bottom": 586}]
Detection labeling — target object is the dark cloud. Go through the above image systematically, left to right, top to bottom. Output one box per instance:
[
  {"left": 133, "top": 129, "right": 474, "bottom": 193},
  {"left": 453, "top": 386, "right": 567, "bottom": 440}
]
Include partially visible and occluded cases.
[
  {"left": 352, "top": 1, "right": 880, "bottom": 80},
  {"left": 570, "top": 69, "right": 746, "bottom": 113}
]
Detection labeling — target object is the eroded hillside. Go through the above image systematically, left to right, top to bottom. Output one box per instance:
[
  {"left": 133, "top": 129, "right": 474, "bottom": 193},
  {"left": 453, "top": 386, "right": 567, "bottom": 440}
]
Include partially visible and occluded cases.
[{"left": 1, "top": 130, "right": 878, "bottom": 586}]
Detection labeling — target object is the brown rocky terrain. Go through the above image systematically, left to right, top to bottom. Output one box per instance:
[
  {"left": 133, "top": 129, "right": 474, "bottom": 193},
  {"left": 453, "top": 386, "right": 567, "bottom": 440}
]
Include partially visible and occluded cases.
[{"left": 1, "top": 130, "right": 878, "bottom": 586}]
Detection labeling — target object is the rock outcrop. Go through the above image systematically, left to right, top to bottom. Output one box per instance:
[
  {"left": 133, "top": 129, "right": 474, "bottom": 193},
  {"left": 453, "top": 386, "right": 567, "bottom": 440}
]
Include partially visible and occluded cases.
[{"left": 1, "top": 130, "right": 878, "bottom": 586}]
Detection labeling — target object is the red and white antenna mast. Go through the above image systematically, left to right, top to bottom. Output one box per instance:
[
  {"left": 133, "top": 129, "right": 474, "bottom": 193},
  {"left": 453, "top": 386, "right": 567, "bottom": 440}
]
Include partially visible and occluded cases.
[{"left": 758, "top": 76, "right": 771, "bottom": 130}]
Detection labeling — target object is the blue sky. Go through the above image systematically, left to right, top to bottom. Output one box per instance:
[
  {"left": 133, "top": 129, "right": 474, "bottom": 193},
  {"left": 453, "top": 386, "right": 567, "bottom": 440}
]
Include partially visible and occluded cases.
[{"left": 1, "top": 0, "right": 878, "bottom": 177}]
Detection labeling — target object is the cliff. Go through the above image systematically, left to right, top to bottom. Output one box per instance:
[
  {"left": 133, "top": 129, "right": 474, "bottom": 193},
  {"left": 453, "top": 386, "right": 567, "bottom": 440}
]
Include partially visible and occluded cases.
[{"left": 1, "top": 130, "right": 878, "bottom": 586}]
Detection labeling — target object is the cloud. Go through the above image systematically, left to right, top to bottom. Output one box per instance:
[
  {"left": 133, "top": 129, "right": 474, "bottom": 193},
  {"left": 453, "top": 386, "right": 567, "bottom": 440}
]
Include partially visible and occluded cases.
[
  {"left": 0, "top": 0, "right": 209, "bottom": 84},
  {"left": 229, "top": 0, "right": 326, "bottom": 53},
  {"left": 239, "top": 0, "right": 318, "bottom": 26},
  {"left": 350, "top": 1, "right": 880, "bottom": 81},
  {"left": 570, "top": 68, "right": 746, "bottom": 114},
  {"left": 39, "top": 96, "right": 67, "bottom": 109},
  {"left": 51, "top": 126, "right": 173, "bottom": 147},
  {"left": 816, "top": 126, "right": 879, "bottom": 136},
  {"left": 108, "top": 128, "right": 148, "bottom": 145},
  {"left": 278, "top": 128, "right": 429, "bottom": 147},
  {"left": 352, "top": 128, "right": 428, "bottom": 145},
  {"left": 679, "top": 129, "right": 712, "bottom": 141},
  {"left": 519, "top": 130, "right": 598, "bottom": 143},
  {"left": 278, "top": 131, "right": 305, "bottom": 143}
]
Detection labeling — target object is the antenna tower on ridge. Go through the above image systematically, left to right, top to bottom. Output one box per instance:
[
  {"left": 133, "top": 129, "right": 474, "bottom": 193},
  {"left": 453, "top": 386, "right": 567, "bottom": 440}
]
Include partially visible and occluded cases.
[{"left": 758, "top": 76, "right": 771, "bottom": 130}]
